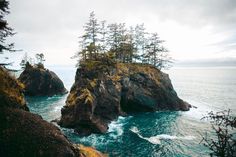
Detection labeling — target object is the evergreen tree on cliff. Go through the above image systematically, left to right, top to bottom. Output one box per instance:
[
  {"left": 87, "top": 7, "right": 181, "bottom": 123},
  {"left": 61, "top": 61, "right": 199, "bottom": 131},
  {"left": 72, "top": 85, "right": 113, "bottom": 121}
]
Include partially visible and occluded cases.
[
  {"left": 0, "top": 0, "right": 14, "bottom": 54},
  {"left": 81, "top": 11, "right": 100, "bottom": 60},
  {"left": 75, "top": 12, "right": 172, "bottom": 70},
  {"left": 99, "top": 20, "right": 107, "bottom": 54},
  {"left": 107, "top": 23, "right": 122, "bottom": 61},
  {"left": 134, "top": 24, "right": 147, "bottom": 62},
  {"left": 145, "top": 33, "right": 172, "bottom": 69}
]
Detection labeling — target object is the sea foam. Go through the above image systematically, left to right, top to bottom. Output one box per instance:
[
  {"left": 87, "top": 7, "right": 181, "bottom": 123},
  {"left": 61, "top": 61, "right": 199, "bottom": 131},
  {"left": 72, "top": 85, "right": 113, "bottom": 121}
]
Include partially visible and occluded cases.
[{"left": 130, "top": 126, "right": 195, "bottom": 145}]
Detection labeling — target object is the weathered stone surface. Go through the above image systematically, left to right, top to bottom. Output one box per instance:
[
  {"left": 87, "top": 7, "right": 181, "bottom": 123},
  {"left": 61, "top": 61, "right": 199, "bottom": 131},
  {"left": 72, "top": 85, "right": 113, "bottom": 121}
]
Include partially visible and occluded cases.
[
  {"left": 59, "top": 62, "right": 191, "bottom": 136},
  {"left": 18, "top": 64, "right": 67, "bottom": 96},
  {"left": 0, "top": 66, "right": 105, "bottom": 157},
  {"left": 0, "top": 66, "right": 28, "bottom": 110}
]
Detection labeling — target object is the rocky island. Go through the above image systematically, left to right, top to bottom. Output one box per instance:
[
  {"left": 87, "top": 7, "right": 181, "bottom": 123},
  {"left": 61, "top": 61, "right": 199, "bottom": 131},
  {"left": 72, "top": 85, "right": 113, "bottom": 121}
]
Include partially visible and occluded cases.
[
  {"left": 58, "top": 60, "right": 191, "bottom": 136},
  {"left": 18, "top": 63, "right": 68, "bottom": 96},
  {"left": 0, "top": 66, "right": 105, "bottom": 157}
]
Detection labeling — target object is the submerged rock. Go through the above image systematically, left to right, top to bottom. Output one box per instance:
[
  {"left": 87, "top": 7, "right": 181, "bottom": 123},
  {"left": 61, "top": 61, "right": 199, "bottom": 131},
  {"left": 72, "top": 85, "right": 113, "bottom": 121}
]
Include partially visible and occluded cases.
[
  {"left": 58, "top": 61, "right": 191, "bottom": 136},
  {"left": 18, "top": 63, "right": 67, "bottom": 96},
  {"left": 0, "top": 66, "right": 105, "bottom": 157}
]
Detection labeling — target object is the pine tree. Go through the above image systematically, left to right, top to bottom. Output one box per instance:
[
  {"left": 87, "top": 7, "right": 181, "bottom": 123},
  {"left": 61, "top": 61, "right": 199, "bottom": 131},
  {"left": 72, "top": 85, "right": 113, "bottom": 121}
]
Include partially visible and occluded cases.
[
  {"left": 0, "top": 0, "right": 14, "bottom": 54},
  {"left": 82, "top": 11, "right": 100, "bottom": 60},
  {"left": 75, "top": 12, "right": 172, "bottom": 69},
  {"left": 100, "top": 20, "right": 107, "bottom": 54},
  {"left": 107, "top": 23, "right": 120, "bottom": 60},
  {"left": 134, "top": 24, "right": 147, "bottom": 63},
  {"left": 145, "top": 33, "right": 164, "bottom": 67},
  {"left": 20, "top": 52, "right": 28, "bottom": 69},
  {"left": 35, "top": 53, "right": 45, "bottom": 65}
]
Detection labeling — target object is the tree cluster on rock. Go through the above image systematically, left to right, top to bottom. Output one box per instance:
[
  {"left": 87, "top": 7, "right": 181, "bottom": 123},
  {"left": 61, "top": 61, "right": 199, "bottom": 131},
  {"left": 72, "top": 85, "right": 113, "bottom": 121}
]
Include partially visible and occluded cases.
[
  {"left": 74, "top": 12, "right": 172, "bottom": 70},
  {"left": 20, "top": 52, "right": 46, "bottom": 69}
]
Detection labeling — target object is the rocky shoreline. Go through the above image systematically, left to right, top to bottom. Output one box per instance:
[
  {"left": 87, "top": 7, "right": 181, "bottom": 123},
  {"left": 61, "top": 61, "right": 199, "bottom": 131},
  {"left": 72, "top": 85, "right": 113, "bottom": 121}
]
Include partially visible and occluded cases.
[
  {"left": 58, "top": 62, "right": 191, "bottom": 136},
  {"left": 0, "top": 66, "right": 105, "bottom": 157}
]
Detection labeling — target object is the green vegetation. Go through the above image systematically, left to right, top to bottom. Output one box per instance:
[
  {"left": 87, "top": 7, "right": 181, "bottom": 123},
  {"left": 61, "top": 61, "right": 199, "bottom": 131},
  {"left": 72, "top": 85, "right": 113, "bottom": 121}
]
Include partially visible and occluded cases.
[
  {"left": 0, "top": 0, "right": 14, "bottom": 53},
  {"left": 0, "top": 0, "right": 18, "bottom": 71},
  {"left": 74, "top": 12, "right": 172, "bottom": 70},
  {"left": 20, "top": 53, "right": 46, "bottom": 69},
  {"left": 0, "top": 66, "right": 26, "bottom": 108},
  {"left": 79, "top": 88, "right": 94, "bottom": 105},
  {"left": 201, "top": 110, "right": 236, "bottom": 157}
]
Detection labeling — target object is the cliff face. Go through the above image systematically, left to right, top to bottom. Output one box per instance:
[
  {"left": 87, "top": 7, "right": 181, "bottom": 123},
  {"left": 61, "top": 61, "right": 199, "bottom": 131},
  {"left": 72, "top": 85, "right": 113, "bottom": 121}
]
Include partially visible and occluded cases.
[
  {"left": 59, "top": 61, "right": 190, "bottom": 136},
  {"left": 18, "top": 64, "right": 67, "bottom": 96},
  {"left": 0, "top": 66, "right": 105, "bottom": 157},
  {"left": 0, "top": 67, "right": 28, "bottom": 111},
  {"left": 0, "top": 108, "right": 106, "bottom": 157}
]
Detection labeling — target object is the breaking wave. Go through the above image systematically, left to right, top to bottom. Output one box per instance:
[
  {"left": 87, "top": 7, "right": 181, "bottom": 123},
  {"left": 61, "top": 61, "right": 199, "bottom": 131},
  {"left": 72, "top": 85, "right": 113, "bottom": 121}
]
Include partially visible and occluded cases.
[{"left": 130, "top": 126, "right": 196, "bottom": 145}]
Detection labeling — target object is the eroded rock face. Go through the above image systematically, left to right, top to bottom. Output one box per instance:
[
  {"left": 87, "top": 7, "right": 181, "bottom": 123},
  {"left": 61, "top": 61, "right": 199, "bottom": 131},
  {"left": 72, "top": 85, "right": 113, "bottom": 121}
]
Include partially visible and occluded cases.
[
  {"left": 59, "top": 62, "right": 191, "bottom": 136},
  {"left": 18, "top": 64, "right": 67, "bottom": 96},
  {"left": 0, "top": 66, "right": 105, "bottom": 157},
  {"left": 0, "top": 66, "right": 28, "bottom": 111},
  {"left": 0, "top": 108, "right": 77, "bottom": 157}
]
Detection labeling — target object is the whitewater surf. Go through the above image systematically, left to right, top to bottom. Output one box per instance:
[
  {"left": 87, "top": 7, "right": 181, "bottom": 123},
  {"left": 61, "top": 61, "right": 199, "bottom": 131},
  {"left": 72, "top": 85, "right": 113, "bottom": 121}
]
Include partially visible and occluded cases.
[{"left": 130, "top": 126, "right": 196, "bottom": 145}]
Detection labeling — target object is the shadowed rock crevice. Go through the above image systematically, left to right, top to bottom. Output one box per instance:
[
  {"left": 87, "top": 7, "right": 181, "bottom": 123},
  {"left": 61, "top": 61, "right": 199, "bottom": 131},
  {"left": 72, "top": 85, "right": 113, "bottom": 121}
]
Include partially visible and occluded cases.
[
  {"left": 58, "top": 62, "right": 191, "bottom": 136},
  {"left": 0, "top": 66, "right": 106, "bottom": 157}
]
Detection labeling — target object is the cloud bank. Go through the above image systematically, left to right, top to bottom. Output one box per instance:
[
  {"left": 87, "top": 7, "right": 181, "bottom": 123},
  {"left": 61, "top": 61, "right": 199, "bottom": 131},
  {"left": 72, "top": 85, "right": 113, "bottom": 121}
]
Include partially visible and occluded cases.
[{"left": 5, "top": 0, "right": 236, "bottom": 65}]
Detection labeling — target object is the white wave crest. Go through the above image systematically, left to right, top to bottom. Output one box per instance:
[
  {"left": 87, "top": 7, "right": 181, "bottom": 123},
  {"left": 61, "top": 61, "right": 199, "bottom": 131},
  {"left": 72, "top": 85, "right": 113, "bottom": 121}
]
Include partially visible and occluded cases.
[
  {"left": 108, "top": 116, "right": 131, "bottom": 138},
  {"left": 130, "top": 126, "right": 195, "bottom": 145}
]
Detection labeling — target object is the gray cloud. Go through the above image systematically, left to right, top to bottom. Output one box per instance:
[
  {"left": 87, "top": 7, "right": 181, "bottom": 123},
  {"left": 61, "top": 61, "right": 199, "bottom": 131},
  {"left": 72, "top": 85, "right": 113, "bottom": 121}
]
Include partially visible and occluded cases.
[{"left": 4, "top": 0, "right": 236, "bottom": 65}]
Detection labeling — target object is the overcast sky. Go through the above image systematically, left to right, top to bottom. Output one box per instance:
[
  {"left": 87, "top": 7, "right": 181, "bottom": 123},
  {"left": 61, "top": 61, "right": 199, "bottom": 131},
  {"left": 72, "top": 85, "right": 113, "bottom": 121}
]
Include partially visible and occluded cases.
[{"left": 5, "top": 0, "right": 236, "bottom": 66}]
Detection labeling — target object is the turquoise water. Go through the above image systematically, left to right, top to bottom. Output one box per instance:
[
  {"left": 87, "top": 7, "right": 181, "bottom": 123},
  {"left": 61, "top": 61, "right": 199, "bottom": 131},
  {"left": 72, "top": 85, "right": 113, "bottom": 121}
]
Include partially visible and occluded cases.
[{"left": 26, "top": 66, "right": 236, "bottom": 157}]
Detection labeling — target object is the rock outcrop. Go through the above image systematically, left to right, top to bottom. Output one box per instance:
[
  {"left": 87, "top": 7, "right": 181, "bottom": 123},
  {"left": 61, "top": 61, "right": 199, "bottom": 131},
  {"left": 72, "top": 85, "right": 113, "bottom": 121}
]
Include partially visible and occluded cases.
[
  {"left": 58, "top": 61, "right": 191, "bottom": 136},
  {"left": 18, "top": 63, "right": 67, "bottom": 96},
  {"left": 0, "top": 66, "right": 105, "bottom": 157},
  {"left": 0, "top": 66, "right": 28, "bottom": 111},
  {"left": 0, "top": 108, "right": 106, "bottom": 157}
]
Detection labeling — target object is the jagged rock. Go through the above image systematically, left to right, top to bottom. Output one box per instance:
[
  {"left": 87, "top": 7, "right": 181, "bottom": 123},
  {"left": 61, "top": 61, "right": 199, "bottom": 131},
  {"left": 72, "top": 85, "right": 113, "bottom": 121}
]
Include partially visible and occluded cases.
[
  {"left": 58, "top": 62, "right": 191, "bottom": 136},
  {"left": 18, "top": 64, "right": 67, "bottom": 96},
  {"left": 0, "top": 66, "right": 105, "bottom": 157},
  {"left": 0, "top": 66, "right": 28, "bottom": 111},
  {"left": 0, "top": 108, "right": 106, "bottom": 157}
]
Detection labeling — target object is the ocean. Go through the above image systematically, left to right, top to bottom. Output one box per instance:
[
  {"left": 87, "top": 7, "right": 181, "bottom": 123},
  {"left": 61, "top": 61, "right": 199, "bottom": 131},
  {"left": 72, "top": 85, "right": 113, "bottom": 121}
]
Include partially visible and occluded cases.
[{"left": 26, "top": 66, "right": 236, "bottom": 157}]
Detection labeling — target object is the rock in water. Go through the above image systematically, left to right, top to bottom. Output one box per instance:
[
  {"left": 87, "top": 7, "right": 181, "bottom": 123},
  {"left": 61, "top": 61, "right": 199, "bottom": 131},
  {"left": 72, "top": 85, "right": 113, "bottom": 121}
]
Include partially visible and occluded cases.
[
  {"left": 58, "top": 61, "right": 191, "bottom": 136},
  {"left": 18, "top": 64, "right": 67, "bottom": 96},
  {"left": 0, "top": 66, "right": 105, "bottom": 157}
]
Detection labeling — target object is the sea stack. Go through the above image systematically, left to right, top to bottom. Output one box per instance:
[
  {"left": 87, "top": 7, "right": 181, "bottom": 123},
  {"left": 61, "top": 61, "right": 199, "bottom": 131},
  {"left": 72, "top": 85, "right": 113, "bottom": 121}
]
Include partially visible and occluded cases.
[
  {"left": 58, "top": 60, "right": 191, "bottom": 136},
  {"left": 18, "top": 63, "right": 68, "bottom": 96},
  {"left": 0, "top": 66, "right": 106, "bottom": 157}
]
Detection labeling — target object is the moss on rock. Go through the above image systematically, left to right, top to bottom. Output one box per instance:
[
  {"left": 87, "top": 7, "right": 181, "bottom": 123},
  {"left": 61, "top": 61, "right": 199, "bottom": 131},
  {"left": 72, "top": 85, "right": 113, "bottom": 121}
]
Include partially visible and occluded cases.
[
  {"left": 58, "top": 62, "right": 191, "bottom": 136},
  {"left": 0, "top": 67, "right": 28, "bottom": 110}
]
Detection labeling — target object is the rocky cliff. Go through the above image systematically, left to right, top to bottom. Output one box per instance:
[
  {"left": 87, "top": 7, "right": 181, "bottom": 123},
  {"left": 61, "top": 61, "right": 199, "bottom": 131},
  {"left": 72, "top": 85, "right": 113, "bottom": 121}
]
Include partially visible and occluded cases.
[
  {"left": 58, "top": 61, "right": 191, "bottom": 136},
  {"left": 18, "top": 63, "right": 67, "bottom": 96},
  {"left": 0, "top": 66, "right": 105, "bottom": 157},
  {"left": 0, "top": 67, "right": 28, "bottom": 110}
]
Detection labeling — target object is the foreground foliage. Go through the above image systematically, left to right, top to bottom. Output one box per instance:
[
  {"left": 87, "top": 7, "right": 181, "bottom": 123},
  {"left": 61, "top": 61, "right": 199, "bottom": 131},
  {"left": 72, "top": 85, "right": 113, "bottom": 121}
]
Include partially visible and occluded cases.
[{"left": 201, "top": 110, "right": 236, "bottom": 157}]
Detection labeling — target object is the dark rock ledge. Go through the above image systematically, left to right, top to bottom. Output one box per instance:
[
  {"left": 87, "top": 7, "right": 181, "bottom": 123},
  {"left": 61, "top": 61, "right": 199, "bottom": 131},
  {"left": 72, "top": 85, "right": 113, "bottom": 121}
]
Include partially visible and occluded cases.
[
  {"left": 58, "top": 62, "right": 191, "bottom": 136},
  {"left": 18, "top": 63, "right": 68, "bottom": 96},
  {"left": 0, "top": 66, "right": 105, "bottom": 157}
]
